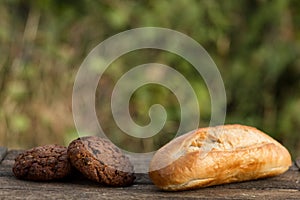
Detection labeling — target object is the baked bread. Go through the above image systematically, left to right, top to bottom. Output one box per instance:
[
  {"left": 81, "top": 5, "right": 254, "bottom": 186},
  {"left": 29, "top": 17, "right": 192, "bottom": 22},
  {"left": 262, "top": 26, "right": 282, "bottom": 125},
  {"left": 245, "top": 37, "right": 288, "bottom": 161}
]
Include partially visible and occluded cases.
[{"left": 149, "top": 124, "right": 292, "bottom": 191}]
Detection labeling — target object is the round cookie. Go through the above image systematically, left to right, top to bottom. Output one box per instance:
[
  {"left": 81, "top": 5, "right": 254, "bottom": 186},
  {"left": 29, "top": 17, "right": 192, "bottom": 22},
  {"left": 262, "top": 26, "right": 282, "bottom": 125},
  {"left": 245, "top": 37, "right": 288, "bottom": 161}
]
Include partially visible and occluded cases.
[
  {"left": 67, "top": 136, "right": 135, "bottom": 186},
  {"left": 12, "top": 144, "right": 71, "bottom": 181}
]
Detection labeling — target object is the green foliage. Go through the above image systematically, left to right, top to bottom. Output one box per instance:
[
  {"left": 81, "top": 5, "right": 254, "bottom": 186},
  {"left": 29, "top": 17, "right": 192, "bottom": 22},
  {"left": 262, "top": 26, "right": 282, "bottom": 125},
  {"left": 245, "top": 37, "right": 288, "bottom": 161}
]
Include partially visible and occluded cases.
[{"left": 0, "top": 0, "right": 299, "bottom": 157}]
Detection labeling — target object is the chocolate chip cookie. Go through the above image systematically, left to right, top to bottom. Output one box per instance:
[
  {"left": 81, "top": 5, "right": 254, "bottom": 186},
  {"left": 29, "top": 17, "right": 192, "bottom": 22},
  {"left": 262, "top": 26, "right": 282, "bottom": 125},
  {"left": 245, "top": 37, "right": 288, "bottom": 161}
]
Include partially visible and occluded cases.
[
  {"left": 67, "top": 136, "right": 135, "bottom": 186},
  {"left": 13, "top": 144, "right": 71, "bottom": 181}
]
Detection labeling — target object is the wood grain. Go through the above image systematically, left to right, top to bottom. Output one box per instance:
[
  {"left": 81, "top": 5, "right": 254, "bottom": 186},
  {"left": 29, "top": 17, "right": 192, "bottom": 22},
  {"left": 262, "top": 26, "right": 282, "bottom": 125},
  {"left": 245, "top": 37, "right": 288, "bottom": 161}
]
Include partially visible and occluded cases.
[{"left": 0, "top": 150, "right": 300, "bottom": 199}]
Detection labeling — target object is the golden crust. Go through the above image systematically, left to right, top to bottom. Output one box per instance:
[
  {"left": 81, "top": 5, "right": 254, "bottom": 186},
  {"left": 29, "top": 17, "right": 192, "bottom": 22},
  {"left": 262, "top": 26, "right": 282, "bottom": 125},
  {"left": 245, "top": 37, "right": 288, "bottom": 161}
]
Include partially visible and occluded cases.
[{"left": 149, "top": 124, "right": 292, "bottom": 191}]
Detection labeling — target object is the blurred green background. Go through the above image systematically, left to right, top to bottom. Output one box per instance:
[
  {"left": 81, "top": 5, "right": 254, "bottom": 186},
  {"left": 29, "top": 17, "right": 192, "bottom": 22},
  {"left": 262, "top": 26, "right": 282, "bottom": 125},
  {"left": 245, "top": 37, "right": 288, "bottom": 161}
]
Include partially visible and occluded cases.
[{"left": 0, "top": 0, "right": 300, "bottom": 158}]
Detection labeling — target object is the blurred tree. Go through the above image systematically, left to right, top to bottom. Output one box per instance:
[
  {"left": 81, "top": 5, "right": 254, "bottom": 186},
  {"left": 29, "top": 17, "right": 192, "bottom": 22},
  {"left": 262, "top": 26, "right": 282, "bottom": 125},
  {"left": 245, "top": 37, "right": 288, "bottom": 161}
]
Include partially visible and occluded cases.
[{"left": 0, "top": 0, "right": 299, "bottom": 157}]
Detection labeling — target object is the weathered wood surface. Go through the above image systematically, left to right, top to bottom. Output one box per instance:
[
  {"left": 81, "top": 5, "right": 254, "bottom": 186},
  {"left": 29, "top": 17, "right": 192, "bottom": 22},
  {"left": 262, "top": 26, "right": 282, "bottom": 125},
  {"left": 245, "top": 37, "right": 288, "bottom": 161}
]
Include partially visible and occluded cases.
[{"left": 0, "top": 148, "right": 300, "bottom": 199}]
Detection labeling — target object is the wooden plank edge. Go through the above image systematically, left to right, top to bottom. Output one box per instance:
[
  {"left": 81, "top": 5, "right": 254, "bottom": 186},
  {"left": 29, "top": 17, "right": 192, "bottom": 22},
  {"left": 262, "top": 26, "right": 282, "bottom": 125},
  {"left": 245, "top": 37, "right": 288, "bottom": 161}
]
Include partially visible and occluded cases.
[{"left": 0, "top": 147, "right": 8, "bottom": 163}]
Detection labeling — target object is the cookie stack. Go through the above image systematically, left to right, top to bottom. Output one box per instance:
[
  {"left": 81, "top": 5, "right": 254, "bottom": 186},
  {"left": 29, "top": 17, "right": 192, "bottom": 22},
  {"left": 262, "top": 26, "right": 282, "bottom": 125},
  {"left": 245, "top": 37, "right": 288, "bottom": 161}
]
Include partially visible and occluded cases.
[{"left": 12, "top": 136, "right": 135, "bottom": 187}]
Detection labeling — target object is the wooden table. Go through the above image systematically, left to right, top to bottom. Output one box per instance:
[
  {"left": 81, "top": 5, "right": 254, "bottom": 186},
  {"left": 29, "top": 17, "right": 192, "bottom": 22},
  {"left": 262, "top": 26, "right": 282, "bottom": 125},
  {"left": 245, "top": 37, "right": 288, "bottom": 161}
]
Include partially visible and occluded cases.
[{"left": 1, "top": 147, "right": 300, "bottom": 199}]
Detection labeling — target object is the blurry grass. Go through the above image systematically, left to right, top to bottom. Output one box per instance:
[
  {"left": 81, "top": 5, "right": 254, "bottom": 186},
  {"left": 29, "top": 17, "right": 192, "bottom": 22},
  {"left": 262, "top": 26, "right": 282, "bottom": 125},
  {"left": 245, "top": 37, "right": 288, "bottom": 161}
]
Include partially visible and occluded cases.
[{"left": 0, "top": 0, "right": 300, "bottom": 158}]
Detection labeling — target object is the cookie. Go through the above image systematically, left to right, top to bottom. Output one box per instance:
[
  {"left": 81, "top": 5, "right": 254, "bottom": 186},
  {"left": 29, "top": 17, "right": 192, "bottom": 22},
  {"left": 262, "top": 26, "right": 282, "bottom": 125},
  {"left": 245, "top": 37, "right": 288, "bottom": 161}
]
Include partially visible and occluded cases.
[
  {"left": 67, "top": 136, "right": 135, "bottom": 186},
  {"left": 12, "top": 144, "right": 71, "bottom": 181}
]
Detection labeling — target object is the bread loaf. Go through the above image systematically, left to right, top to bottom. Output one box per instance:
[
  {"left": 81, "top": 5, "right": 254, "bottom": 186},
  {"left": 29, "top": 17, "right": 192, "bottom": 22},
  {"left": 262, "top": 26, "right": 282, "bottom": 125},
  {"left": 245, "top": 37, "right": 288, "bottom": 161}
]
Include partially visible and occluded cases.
[{"left": 149, "top": 124, "right": 292, "bottom": 191}]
